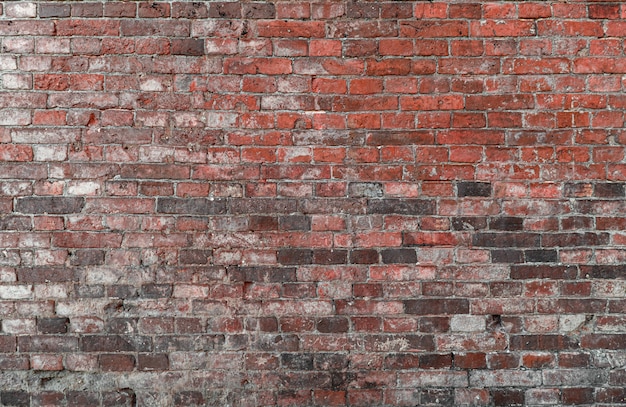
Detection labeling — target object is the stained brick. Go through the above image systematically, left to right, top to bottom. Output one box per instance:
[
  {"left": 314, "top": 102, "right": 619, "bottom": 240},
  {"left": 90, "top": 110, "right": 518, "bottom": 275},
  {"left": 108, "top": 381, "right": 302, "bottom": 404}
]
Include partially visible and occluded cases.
[
  {"left": 16, "top": 197, "right": 84, "bottom": 214},
  {"left": 157, "top": 198, "right": 227, "bottom": 215},
  {"left": 367, "top": 199, "right": 435, "bottom": 215}
]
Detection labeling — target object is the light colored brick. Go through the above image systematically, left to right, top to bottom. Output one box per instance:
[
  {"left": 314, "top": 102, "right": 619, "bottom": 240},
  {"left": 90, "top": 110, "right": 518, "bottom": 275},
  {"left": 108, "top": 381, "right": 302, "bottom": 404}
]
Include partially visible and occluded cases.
[
  {"left": 5, "top": 2, "right": 37, "bottom": 18},
  {"left": 450, "top": 315, "right": 485, "bottom": 332}
]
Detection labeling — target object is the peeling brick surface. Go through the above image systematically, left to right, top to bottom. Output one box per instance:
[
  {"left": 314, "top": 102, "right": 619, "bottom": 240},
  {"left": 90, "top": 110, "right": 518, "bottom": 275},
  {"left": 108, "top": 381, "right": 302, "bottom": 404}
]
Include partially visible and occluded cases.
[{"left": 0, "top": 1, "right": 625, "bottom": 405}]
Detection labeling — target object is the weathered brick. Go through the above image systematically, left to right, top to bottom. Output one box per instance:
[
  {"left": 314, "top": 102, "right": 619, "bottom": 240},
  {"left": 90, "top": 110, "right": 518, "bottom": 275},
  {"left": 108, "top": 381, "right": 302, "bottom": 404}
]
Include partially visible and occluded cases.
[
  {"left": 457, "top": 182, "right": 492, "bottom": 197},
  {"left": 16, "top": 197, "right": 84, "bottom": 214},
  {"left": 157, "top": 198, "right": 226, "bottom": 215},
  {"left": 367, "top": 199, "right": 435, "bottom": 215},
  {"left": 405, "top": 299, "right": 469, "bottom": 315}
]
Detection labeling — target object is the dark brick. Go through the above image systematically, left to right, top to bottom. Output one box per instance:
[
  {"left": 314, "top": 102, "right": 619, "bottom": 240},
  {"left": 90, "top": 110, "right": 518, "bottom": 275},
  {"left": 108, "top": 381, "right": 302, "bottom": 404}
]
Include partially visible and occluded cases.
[
  {"left": 71, "top": 2, "right": 103, "bottom": 17},
  {"left": 172, "top": 2, "right": 209, "bottom": 18},
  {"left": 209, "top": 2, "right": 241, "bottom": 18},
  {"left": 243, "top": 2, "right": 275, "bottom": 18},
  {"left": 39, "top": 3, "right": 71, "bottom": 17},
  {"left": 171, "top": 39, "right": 205, "bottom": 56},
  {"left": 348, "top": 182, "right": 383, "bottom": 197},
  {"left": 457, "top": 182, "right": 491, "bottom": 197},
  {"left": 564, "top": 182, "right": 592, "bottom": 197},
  {"left": 594, "top": 182, "right": 625, "bottom": 197},
  {"left": 16, "top": 197, "right": 84, "bottom": 214},
  {"left": 157, "top": 198, "right": 226, "bottom": 215},
  {"left": 230, "top": 198, "right": 298, "bottom": 214},
  {"left": 367, "top": 199, "right": 435, "bottom": 215},
  {"left": 249, "top": 215, "right": 278, "bottom": 231},
  {"left": 279, "top": 215, "right": 311, "bottom": 231},
  {"left": 0, "top": 216, "right": 31, "bottom": 230},
  {"left": 452, "top": 216, "right": 487, "bottom": 231},
  {"left": 489, "top": 217, "right": 523, "bottom": 231},
  {"left": 542, "top": 232, "right": 610, "bottom": 247},
  {"left": 473, "top": 233, "right": 540, "bottom": 248},
  {"left": 278, "top": 248, "right": 313, "bottom": 265},
  {"left": 381, "top": 248, "right": 417, "bottom": 264},
  {"left": 69, "top": 249, "right": 105, "bottom": 266},
  {"left": 179, "top": 249, "right": 211, "bottom": 265},
  {"left": 313, "top": 249, "right": 347, "bottom": 265},
  {"left": 350, "top": 249, "right": 379, "bottom": 264},
  {"left": 491, "top": 249, "right": 523, "bottom": 263},
  {"left": 525, "top": 249, "right": 557, "bottom": 263},
  {"left": 511, "top": 265, "right": 578, "bottom": 279},
  {"left": 580, "top": 265, "right": 625, "bottom": 279},
  {"left": 230, "top": 266, "right": 297, "bottom": 283},
  {"left": 17, "top": 267, "right": 76, "bottom": 283},
  {"left": 490, "top": 282, "right": 522, "bottom": 297},
  {"left": 107, "top": 284, "right": 138, "bottom": 299},
  {"left": 141, "top": 284, "right": 172, "bottom": 298},
  {"left": 404, "top": 299, "right": 469, "bottom": 315},
  {"left": 317, "top": 317, "right": 349, "bottom": 333},
  {"left": 37, "top": 318, "right": 69, "bottom": 334},
  {"left": 175, "top": 318, "right": 203, "bottom": 334},
  {"left": 81, "top": 335, "right": 151, "bottom": 352},
  {"left": 509, "top": 335, "right": 579, "bottom": 351},
  {"left": 0, "top": 336, "right": 16, "bottom": 353},
  {"left": 18, "top": 336, "right": 78, "bottom": 352},
  {"left": 100, "top": 353, "right": 135, "bottom": 371},
  {"left": 281, "top": 353, "right": 314, "bottom": 370},
  {"left": 314, "top": 353, "right": 349, "bottom": 370},
  {"left": 419, "top": 353, "right": 453, "bottom": 369},
  {"left": 0, "top": 355, "right": 29, "bottom": 370},
  {"left": 421, "top": 388, "right": 454, "bottom": 405},
  {"left": 562, "top": 388, "right": 595, "bottom": 405},
  {"left": 102, "top": 389, "right": 136, "bottom": 407},
  {"left": 492, "top": 389, "right": 524, "bottom": 406},
  {"left": 0, "top": 392, "right": 29, "bottom": 407},
  {"left": 67, "top": 392, "right": 99, "bottom": 407},
  {"left": 174, "top": 392, "right": 205, "bottom": 406}
]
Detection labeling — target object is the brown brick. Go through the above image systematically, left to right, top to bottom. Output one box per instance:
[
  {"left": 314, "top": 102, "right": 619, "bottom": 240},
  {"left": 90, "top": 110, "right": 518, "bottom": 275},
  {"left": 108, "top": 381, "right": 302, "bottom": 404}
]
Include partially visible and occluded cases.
[{"left": 100, "top": 354, "right": 135, "bottom": 371}]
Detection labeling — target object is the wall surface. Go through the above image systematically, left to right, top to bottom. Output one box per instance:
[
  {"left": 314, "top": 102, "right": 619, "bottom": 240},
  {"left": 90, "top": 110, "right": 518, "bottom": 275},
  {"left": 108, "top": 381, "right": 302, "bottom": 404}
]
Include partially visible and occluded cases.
[{"left": 1, "top": 1, "right": 626, "bottom": 405}]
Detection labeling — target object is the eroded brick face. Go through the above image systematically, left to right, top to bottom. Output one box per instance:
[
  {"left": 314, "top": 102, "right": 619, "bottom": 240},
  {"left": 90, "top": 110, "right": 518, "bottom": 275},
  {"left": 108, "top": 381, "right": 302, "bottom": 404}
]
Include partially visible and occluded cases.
[{"left": 1, "top": 1, "right": 625, "bottom": 405}]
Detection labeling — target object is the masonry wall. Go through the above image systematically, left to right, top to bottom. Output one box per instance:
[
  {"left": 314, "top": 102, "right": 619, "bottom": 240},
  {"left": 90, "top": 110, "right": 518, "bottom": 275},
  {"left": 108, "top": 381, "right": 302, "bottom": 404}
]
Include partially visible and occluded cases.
[{"left": 0, "top": 1, "right": 625, "bottom": 406}]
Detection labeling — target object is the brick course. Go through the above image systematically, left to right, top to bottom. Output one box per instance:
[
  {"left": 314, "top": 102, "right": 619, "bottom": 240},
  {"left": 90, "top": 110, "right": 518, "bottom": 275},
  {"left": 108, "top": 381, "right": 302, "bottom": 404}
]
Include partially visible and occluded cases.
[{"left": 0, "top": 1, "right": 625, "bottom": 404}]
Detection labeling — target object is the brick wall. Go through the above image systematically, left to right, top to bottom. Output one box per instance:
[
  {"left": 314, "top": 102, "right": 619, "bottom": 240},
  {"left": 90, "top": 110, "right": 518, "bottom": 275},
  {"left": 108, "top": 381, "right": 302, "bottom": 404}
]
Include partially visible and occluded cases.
[{"left": 1, "top": 1, "right": 626, "bottom": 405}]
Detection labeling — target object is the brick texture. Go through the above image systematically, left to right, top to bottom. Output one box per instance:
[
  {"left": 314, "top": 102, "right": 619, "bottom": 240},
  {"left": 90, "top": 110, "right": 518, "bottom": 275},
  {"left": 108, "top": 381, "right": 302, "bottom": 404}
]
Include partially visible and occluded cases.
[{"left": 1, "top": 1, "right": 625, "bottom": 404}]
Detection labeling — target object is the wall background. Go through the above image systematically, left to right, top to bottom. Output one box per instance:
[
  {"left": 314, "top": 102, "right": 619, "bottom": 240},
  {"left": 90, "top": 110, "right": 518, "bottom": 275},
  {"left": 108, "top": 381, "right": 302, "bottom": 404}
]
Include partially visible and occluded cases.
[{"left": 1, "top": 1, "right": 625, "bottom": 405}]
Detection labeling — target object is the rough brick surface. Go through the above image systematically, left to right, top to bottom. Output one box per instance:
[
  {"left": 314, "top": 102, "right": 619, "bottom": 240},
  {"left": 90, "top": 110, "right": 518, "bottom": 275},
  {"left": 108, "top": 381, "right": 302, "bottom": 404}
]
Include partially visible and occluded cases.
[{"left": 1, "top": 1, "right": 625, "bottom": 404}]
